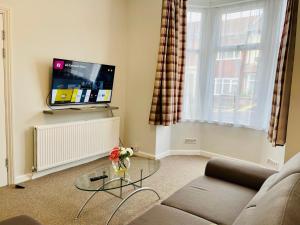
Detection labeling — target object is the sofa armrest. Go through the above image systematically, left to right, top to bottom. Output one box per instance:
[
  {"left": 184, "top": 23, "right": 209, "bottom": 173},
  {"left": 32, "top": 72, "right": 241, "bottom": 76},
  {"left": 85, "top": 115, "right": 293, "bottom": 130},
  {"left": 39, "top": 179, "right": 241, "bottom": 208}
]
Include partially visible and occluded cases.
[{"left": 205, "top": 157, "right": 278, "bottom": 190}]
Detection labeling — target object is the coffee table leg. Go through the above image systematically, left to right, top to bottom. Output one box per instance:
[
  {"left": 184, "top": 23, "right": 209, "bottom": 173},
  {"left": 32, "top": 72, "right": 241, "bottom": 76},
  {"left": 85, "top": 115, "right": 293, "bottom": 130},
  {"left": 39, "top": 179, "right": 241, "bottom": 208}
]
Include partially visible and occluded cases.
[
  {"left": 75, "top": 178, "right": 122, "bottom": 220},
  {"left": 122, "top": 178, "right": 140, "bottom": 190},
  {"left": 105, "top": 187, "right": 161, "bottom": 225},
  {"left": 75, "top": 190, "right": 99, "bottom": 219}
]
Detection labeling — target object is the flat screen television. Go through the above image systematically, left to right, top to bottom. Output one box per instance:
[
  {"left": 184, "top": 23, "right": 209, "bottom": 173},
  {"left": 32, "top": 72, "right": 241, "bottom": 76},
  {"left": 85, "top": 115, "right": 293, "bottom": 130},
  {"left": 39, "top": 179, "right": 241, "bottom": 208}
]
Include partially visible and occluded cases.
[{"left": 50, "top": 58, "right": 115, "bottom": 106}]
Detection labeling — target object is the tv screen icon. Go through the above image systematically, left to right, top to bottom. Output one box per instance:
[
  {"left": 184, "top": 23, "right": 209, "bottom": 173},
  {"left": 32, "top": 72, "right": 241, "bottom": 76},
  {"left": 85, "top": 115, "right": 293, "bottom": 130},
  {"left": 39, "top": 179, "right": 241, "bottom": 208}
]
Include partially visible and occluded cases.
[{"left": 54, "top": 60, "right": 65, "bottom": 70}]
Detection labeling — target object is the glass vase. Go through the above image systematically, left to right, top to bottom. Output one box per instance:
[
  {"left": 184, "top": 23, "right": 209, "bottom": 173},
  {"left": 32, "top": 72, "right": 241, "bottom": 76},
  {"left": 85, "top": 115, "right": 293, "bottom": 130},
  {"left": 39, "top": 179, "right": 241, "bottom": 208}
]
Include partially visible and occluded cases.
[{"left": 112, "top": 157, "right": 131, "bottom": 176}]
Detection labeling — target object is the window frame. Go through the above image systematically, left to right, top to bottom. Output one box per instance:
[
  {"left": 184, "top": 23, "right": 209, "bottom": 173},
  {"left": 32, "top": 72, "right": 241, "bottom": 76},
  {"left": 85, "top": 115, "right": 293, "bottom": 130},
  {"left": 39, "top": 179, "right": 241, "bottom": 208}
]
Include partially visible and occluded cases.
[{"left": 183, "top": 0, "right": 284, "bottom": 130}]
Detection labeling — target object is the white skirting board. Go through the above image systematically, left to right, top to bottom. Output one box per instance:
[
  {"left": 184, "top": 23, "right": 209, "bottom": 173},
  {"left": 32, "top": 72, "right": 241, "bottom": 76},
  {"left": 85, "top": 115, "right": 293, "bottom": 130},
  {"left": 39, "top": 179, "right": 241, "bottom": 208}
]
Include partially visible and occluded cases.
[
  {"left": 13, "top": 149, "right": 238, "bottom": 183},
  {"left": 14, "top": 149, "right": 276, "bottom": 184},
  {"left": 134, "top": 149, "right": 224, "bottom": 160},
  {"left": 152, "top": 149, "right": 204, "bottom": 159},
  {"left": 154, "top": 149, "right": 280, "bottom": 170},
  {"left": 159, "top": 150, "right": 236, "bottom": 160},
  {"left": 134, "top": 151, "right": 156, "bottom": 159},
  {"left": 15, "top": 152, "right": 109, "bottom": 184},
  {"left": 14, "top": 174, "right": 33, "bottom": 184}
]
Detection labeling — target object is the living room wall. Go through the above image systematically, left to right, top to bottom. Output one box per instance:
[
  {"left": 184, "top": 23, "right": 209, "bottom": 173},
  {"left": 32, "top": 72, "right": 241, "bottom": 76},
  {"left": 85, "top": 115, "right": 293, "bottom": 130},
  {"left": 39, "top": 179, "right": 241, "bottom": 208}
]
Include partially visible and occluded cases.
[
  {"left": 1, "top": 0, "right": 128, "bottom": 182},
  {"left": 2, "top": 0, "right": 294, "bottom": 183},
  {"left": 124, "top": 0, "right": 285, "bottom": 167},
  {"left": 124, "top": 0, "right": 162, "bottom": 156},
  {"left": 285, "top": 2, "right": 300, "bottom": 161},
  {"left": 170, "top": 123, "right": 285, "bottom": 167}
]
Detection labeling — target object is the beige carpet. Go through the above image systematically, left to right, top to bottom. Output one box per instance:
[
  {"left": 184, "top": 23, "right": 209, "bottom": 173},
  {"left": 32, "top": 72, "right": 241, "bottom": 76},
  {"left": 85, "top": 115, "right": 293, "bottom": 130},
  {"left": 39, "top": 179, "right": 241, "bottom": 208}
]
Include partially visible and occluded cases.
[{"left": 0, "top": 156, "right": 208, "bottom": 225}]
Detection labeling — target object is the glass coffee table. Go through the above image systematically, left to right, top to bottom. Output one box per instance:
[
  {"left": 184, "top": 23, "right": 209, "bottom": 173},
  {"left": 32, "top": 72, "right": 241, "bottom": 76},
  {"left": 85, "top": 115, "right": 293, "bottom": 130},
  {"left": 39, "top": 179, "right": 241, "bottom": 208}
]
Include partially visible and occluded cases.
[{"left": 74, "top": 156, "right": 160, "bottom": 225}]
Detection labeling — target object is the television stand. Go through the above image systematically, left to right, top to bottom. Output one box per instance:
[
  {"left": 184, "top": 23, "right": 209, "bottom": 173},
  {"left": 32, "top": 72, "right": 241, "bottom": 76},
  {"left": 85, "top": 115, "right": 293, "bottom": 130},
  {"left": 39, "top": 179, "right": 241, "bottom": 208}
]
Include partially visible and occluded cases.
[{"left": 43, "top": 105, "right": 119, "bottom": 115}]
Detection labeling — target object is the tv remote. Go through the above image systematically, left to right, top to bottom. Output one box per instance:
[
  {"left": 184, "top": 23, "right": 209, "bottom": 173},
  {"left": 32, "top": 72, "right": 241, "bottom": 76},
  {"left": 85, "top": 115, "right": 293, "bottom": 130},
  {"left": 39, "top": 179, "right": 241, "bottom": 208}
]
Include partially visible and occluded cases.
[{"left": 90, "top": 175, "right": 108, "bottom": 182}]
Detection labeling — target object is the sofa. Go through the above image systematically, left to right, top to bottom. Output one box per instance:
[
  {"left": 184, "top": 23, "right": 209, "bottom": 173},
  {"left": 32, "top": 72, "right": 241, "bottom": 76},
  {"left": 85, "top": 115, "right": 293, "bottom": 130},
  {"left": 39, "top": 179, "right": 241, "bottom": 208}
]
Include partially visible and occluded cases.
[
  {"left": 128, "top": 153, "right": 300, "bottom": 225},
  {"left": 0, "top": 215, "right": 41, "bottom": 225}
]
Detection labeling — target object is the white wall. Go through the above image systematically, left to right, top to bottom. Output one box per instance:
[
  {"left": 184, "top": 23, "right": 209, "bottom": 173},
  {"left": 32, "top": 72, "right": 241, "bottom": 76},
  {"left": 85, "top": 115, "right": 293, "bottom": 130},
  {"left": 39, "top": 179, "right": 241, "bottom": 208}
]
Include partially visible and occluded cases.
[
  {"left": 1, "top": 0, "right": 128, "bottom": 181},
  {"left": 1, "top": 0, "right": 287, "bottom": 182},
  {"left": 124, "top": 0, "right": 284, "bottom": 168},
  {"left": 125, "top": 0, "right": 162, "bottom": 155},
  {"left": 286, "top": 2, "right": 300, "bottom": 161},
  {"left": 170, "top": 123, "right": 285, "bottom": 167},
  {"left": 156, "top": 126, "right": 171, "bottom": 157}
]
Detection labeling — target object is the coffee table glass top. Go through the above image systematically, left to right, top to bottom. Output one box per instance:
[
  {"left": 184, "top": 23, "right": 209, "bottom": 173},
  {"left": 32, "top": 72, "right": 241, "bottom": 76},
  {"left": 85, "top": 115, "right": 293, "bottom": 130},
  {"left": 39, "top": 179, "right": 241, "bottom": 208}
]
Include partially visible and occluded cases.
[{"left": 75, "top": 156, "right": 160, "bottom": 191}]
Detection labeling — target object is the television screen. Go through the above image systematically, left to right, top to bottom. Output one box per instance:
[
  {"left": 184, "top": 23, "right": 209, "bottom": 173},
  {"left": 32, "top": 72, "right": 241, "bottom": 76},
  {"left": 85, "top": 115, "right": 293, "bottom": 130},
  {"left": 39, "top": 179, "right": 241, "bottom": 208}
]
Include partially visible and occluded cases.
[{"left": 50, "top": 58, "right": 115, "bottom": 106}]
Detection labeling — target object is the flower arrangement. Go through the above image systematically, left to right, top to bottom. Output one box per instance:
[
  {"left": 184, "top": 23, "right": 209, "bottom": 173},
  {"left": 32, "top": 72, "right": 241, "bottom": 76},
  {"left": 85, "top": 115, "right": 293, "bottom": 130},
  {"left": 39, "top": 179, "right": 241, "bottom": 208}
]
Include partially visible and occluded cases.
[{"left": 109, "top": 146, "right": 134, "bottom": 175}]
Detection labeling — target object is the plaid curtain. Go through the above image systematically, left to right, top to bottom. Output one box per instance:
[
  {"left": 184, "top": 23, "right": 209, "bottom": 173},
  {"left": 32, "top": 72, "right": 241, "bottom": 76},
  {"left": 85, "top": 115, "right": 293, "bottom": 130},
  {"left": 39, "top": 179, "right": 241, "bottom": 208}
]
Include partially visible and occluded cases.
[
  {"left": 149, "top": 0, "right": 187, "bottom": 126},
  {"left": 268, "top": 0, "right": 299, "bottom": 146}
]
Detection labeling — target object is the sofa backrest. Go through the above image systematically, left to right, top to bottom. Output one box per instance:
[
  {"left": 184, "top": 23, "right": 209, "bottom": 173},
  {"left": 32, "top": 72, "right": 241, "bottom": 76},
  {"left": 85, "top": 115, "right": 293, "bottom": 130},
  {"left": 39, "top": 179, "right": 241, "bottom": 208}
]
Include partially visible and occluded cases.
[
  {"left": 246, "top": 152, "right": 300, "bottom": 207},
  {"left": 266, "top": 152, "right": 300, "bottom": 190},
  {"left": 234, "top": 153, "right": 300, "bottom": 225},
  {"left": 245, "top": 172, "right": 278, "bottom": 207},
  {"left": 233, "top": 173, "right": 300, "bottom": 225}
]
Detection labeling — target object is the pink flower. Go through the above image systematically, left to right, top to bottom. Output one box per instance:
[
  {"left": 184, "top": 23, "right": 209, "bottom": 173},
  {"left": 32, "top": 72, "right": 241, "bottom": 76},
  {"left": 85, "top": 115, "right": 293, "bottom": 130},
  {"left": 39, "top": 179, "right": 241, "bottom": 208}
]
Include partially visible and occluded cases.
[{"left": 109, "top": 147, "right": 120, "bottom": 161}]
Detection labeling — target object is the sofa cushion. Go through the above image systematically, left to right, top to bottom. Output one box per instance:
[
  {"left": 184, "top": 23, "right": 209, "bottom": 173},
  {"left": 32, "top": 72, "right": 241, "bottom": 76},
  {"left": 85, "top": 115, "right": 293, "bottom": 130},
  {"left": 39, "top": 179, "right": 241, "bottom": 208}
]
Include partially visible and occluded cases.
[
  {"left": 266, "top": 152, "right": 300, "bottom": 190},
  {"left": 233, "top": 173, "right": 300, "bottom": 225},
  {"left": 162, "top": 176, "right": 256, "bottom": 225},
  {"left": 127, "top": 205, "right": 217, "bottom": 225},
  {"left": 0, "top": 215, "right": 42, "bottom": 225}
]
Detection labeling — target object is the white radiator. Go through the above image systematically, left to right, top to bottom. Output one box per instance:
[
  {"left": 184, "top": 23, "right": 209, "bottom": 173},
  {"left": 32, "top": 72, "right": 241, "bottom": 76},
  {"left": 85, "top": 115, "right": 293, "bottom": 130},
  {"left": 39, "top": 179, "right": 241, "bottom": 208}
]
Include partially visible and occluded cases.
[{"left": 33, "top": 117, "right": 120, "bottom": 172}]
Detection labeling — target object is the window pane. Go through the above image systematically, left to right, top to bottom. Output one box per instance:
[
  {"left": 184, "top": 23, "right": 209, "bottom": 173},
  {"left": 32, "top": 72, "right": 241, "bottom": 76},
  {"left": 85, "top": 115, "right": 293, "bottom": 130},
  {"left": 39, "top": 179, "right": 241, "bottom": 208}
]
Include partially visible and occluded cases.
[
  {"left": 183, "top": 0, "right": 284, "bottom": 129},
  {"left": 212, "top": 8, "right": 264, "bottom": 125},
  {"left": 220, "top": 8, "right": 263, "bottom": 47},
  {"left": 187, "top": 11, "right": 202, "bottom": 49},
  {"left": 215, "top": 50, "right": 242, "bottom": 77},
  {"left": 217, "top": 51, "right": 241, "bottom": 60},
  {"left": 185, "top": 52, "right": 199, "bottom": 99},
  {"left": 214, "top": 78, "right": 222, "bottom": 95}
]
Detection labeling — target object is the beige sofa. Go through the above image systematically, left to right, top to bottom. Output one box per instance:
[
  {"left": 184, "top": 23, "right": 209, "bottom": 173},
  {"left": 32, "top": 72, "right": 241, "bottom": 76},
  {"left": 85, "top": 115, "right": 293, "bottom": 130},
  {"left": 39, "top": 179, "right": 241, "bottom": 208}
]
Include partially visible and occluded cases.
[
  {"left": 128, "top": 153, "right": 300, "bottom": 225},
  {"left": 0, "top": 215, "right": 41, "bottom": 225}
]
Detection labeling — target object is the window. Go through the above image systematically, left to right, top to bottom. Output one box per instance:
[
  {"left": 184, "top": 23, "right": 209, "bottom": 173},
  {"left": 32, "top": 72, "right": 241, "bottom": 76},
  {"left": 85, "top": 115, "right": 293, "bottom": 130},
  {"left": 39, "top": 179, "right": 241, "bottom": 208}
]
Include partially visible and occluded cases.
[
  {"left": 183, "top": 0, "right": 286, "bottom": 130},
  {"left": 216, "top": 51, "right": 241, "bottom": 60},
  {"left": 214, "top": 78, "right": 239, "bottom": 96}
]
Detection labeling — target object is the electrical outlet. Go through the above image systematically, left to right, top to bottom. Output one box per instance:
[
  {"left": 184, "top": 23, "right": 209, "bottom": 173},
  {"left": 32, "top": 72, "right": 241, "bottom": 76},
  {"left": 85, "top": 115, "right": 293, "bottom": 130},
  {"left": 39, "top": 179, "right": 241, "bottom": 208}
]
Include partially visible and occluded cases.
[{"left": 184, "top": 138, "right": 197, "bottom": 144}]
